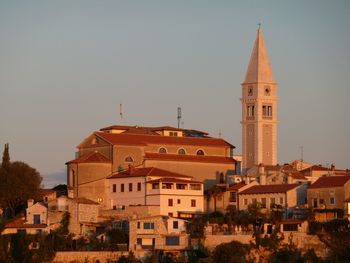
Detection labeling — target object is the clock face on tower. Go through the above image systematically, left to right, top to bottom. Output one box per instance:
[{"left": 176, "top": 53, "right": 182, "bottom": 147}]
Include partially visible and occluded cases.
[{"left": 248, "top": 87, "right": 253, "bottom": 96}]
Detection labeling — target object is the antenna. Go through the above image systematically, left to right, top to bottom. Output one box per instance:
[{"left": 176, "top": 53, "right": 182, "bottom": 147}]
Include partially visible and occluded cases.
[
  {"left": 119, "top": 103, "right": 123, "bottom": 122},
  {"left": 177, "top": 107, "right": 182, "bottom": 128},
  {"left": 300, "top": 146, "right": 303, "bottom": 170}
]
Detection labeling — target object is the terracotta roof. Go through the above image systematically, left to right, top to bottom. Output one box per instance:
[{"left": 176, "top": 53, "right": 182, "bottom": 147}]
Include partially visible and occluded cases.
[
  {"left": 95, "top": 132, "right": 233, "bottom": 148},
  {"left": 66, "top": 151, "right": 111, "bottom": 164},
  {"left": 144, "top": 153, "right": 235, "bottom": 164},
  {"left": 301, "top": 165, "right": 330, "bottom": 172},
  {"left": 108, "top": 167, "right": 193, "bottom": 179},
  {"left": 288, "top": 173, "right": 307, "bottom": 180},
  {"left": 308, "top": 175, "right": 350, "bottom": 189},
  {"left": 147, "top": 177, "right": 202, "bottom": 184},
  {"left": 228, "top": 182, "right": 246, "bottom": 191},
  {"left": 240, "top": 184, "right": 299, "bottom": 195},
  {"left": 72, "top": 197, "right": 99, "bottom": 205},
  {"left": 5, "top": 218, "right": 47, "bottom": 229}
]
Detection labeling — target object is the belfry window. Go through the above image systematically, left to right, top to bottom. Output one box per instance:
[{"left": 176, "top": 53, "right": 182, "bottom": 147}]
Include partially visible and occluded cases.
[
  {"left": 247, "top": 105, "right": 255, "bottom": 117},
  {"left": 263, "top": 105, "right": 272, "bottom": 118}
]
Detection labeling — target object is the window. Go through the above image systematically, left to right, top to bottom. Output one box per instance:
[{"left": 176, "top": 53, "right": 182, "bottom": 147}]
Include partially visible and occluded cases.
[
  {"left": 264, "top": 86, "right": 271, "bottom": 96},
  {"left": 247, "top": 105, "right": 255, "bottom": 118},
  {"left": 263, "top": 105, "right": 272, "bottom": 117},
  {"left": 169, "top": 132, "right": 178, "bottom": 137},
  {"left": 159, "top": 147, "right": 167, "bottom": 154},
  {"left": 178, "top": 148, "right": 186, "bottom": 155},
  {"left": 196, "top": 150, "right": 205, "bottom": 155},
  {"left": 125, "top": 156, "right": 133, "bottom": 163},
  {"left": 137, "top": 182, "right": 141, "bottom": 191},
  {"left": 129, "top": 183, "right": 133, "bottom": 192},
  {"left": 152, "top": 183, "right": 159, "bottom": 189},
  {"left": 162, "top": 183, "right": 173, "bottom": 189},
  {"left": 112, "top": 184, "right": 116, "bottom": 192},
  {"left": 121, "top": 184, "right": 124, "bottom": 192},
  {"left": 176, "top": 184, "right": 187, "bottom": 190},
  {"left": 190, "top": 184, "right": 201, "bottom": 190},
  {"left": 230, "top": 192, "right": 237, "bottom": 202},
  {"left": 330, "top": 196, "right": 335, "bottom": 205},
  {"left": 280, "top": 197, "right": 284, "bottom": 205},
  {"left": 252, "top": 198, "right": 257, "bottom": 204},
  {"left": 261, "top": 198, "right": 267, "bottom": 208},
  {"left": 270, "top": 198, "right": 275, "bottom": 208},
  {"left": 313, "top": 198, "right": 318, "bottom": 208},
  {"left": 320, "top": 198, "right": 325, "bottom": 205},
  {"left": 168, "top": 199, "right": 173, "bottom": 207},
  {"left": 177, "top": 199, "right": 181, "bottom": 204},
  {"left": 244, "top": 199, "right": 248, "bottom": 205},
  {"left": 191, "top": 200, "right": 196, "bottom": 207},
  {"left": 113, "top": 205, "right": 116, "bottom": 210},
  {"left": 168, "top": 212, "right": 173, "bottom": 217},
  {"left": 173, "top": 221, "right": 179, "bottom": 229},
  {"left": 137, "top": 222, "right": 140, "bottom": 229},
  {"left": 143, "top": 222, "right": 155, "bottom": 229},
  {"left": 165, "top": 236, "right": 180, "bottom": 246},
  {"left": 137, "top": 238, "right": 142, "bottom": 245}
]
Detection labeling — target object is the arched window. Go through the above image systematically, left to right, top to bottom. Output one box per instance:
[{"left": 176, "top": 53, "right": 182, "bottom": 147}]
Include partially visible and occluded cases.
[
  {"left": 159, "top": 147, "right": 167, "bottom": 154},
  {"left": 178, "top": 148, "right": 186, "bottom": 155},
  {"left": 196, "top": 150, "right": 205, "bottom": 156},
  {"left": 125, "top": 156, "right": 134, "bottom": 163}
]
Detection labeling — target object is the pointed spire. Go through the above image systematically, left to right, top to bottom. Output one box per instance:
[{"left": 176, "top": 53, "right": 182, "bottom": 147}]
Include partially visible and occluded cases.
[{"left": 243, "top": 27, "right": 275, "bottom": 84}]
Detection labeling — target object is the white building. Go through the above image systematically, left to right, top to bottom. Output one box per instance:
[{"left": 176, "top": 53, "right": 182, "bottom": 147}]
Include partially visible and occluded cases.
[{"left": 108, "top": 166, "right": 204, "bottom": 217}]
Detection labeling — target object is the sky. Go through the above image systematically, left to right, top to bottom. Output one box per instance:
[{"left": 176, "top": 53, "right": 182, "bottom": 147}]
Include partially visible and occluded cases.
[{"left": 0, "top": 1, "right": 349, "bottom": 188}]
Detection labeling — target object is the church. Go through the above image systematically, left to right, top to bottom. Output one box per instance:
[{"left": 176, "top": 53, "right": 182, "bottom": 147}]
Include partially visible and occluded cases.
[{"left": 65, "top": 28, "right": 280, "bottom": 211}]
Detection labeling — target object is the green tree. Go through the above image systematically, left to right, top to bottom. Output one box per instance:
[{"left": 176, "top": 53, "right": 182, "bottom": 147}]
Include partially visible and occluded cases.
[
  {"left": 0, "top": 144, "right": 42, "bottom": 217},
  {"left": 211, "top": 240, "right": 250, "bottom": 263}
]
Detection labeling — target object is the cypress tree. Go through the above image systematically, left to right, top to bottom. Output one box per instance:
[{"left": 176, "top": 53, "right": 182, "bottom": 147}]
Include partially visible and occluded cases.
[{"left": 1, "top": 143, "right": 10, "bottom": 171}]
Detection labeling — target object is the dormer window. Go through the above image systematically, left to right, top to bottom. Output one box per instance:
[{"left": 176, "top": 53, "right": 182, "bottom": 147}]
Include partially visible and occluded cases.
[
  {"left": 169, "top": 131, "right": 178, "bottom": 137},
  {"left": 159, "top": 147, "right": 167, "bottom": 154},
  {"left": 178, "top": 149, "right": 186, "bottom": 155},
  {"left": 196, "top": 150, "right": 205, "bottom": 156},
  {"left": 125, "top": 156, "right": 134, "bottom": 163}
]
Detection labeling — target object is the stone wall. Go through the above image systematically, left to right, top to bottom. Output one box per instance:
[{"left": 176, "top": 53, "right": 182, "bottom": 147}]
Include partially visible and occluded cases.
[{"left": 52, "top": 251, "right": 128, "bottom": 263}]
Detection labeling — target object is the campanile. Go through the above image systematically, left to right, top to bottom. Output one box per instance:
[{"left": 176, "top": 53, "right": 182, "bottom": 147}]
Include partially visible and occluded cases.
[{"left": 241, "top": 28, "right": 278, "bottom": 171}]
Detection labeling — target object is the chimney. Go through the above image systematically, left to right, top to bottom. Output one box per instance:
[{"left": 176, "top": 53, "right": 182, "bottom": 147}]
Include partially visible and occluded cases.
[
  {"left": 128, "top": 164, "right": 135, "bottom": 174},
  {"left": 258, "top": 164, "right": 266, "bottom": 185},
  {"left": 331, "top": 164, "right": 335, "bottom": 172},
  {"left": 287, "top": 173, "right": 293, "bottom": 184},
  {"left": 27, "top": 199, "right": 34, "bottom": 208}
]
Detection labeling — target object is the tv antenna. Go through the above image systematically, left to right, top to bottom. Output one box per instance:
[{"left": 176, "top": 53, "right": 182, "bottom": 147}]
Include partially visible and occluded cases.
[
  {"left": 119, "top": 103, "right": 123, "bottom": 122},
  {"left": 177, "top": 107, "right": 182, "bottom": 128}
]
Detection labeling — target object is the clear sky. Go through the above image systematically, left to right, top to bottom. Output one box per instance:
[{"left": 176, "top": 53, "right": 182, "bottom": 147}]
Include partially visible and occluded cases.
[{"left": 1, "top": 1, "right": 349, "bottom": 187}]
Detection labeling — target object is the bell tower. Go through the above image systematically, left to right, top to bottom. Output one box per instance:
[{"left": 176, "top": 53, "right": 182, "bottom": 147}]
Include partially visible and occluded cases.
[{"left": 241, "top": 28, "right": 278, "bottom": 171}]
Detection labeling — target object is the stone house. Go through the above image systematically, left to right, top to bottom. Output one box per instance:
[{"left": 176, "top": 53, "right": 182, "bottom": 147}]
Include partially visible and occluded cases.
[
  {"left": 108, "top": 166, "right": 203, "bottom": 218},
  {"left": 307, "top": 175, "right": 350, "bottom": 221},
  {"left": 238, "top": 183, "right": 306, "bottom": 213},
  {"left": 129, "top": 215, "right": 189, "bottom": 258}
]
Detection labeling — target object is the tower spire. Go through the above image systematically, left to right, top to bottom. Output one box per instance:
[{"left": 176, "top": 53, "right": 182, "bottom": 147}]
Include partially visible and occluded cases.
[{"left": 243, "top": 27, "right": 275, "bottom": 84}]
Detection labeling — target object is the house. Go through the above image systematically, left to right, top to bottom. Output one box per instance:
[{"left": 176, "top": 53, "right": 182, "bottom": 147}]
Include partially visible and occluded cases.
[
  {"left": 66, "top": 125, "right": 236, "bottom": 208},
  {"left": 108, "top": 166, "right": 204, "bottom": 218},
  {"left": 307, "top": 175, "right": 350, "bottom": 221},
  {"left": 206, "top": 181, "right": 257, "bottom": 213},
  {"left": 238, "top": 183, "right": 306, "bottom": 214},
  {"left": 2, "top": 200, "right": 49, "bottom": 235},
  {"left": 129, "top": 215, "right": 189, "bottom": 257}
]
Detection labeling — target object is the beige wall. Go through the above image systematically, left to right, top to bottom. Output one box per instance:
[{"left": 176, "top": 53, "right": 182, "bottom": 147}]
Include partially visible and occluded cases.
[
  {"left": 307, "top": 185, "right": 346, "bottom": 209},
  {"left": 27, "top": 203, "right": 47, "bottom": 224}
]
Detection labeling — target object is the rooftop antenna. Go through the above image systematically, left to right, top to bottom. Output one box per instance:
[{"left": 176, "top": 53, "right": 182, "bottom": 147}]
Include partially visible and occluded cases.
[
  {"left": 258, "top": 22, "right": 262, "bottom": 31},
  {"left": 119, "top": 103, "right": 123, "bottom": 122},
  {"left": 177, "top": 107, "right": 182, "bottom": 128},
  {"left": 219, "top": 130, "right": 222, "bottom": 138},
  {"left": 300, "top": 146, "right": 304, "bottom": 170}
]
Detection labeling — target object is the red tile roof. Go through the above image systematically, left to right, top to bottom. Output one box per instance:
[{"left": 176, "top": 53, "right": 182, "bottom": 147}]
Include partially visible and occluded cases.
[
  {"left": 95, "top": 132, "right": 233, "bottom": 148},
  {"left": 66, "top": 151, "right": 111, "bottom": 164},
  {"left": 144, "top": 153, "right": 235, "bottom": 164},
  {"left": 301, "top": 165, "right": 330, "bottom": 172},
  {"left": 108, "top": 167, "right": 193, "bottom": 179},
  {"left": 288, "top": 173, "right": 307, "bottom": 180},
  {"left": 308, "top": 175, "right": 350, "bottom": 189},
  {"left": 147, "top": 177, "right": 202, "bottom": 184},
  {"left": 228, "top": 182, "right": 246, "bottom": 191},
  {"left": 240, "top": 184, "right": 299, "bottom": 195},
  {"left": 72, "top": 197, "right": 99, "bottom": 205},
  {"left": 5, "top": 218, "right": 47, "bottom": 229}
]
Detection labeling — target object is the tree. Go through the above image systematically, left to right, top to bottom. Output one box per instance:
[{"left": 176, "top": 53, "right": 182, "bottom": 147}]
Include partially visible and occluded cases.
[
  {"left": 1, "top": 143, "right": 10, "bottom": 172},
  {"left": 0, "top": 144, "right": 42, "bottom": 217},
  {"left": 211, "top": 240, "right": 250, "bottom": 263}
]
